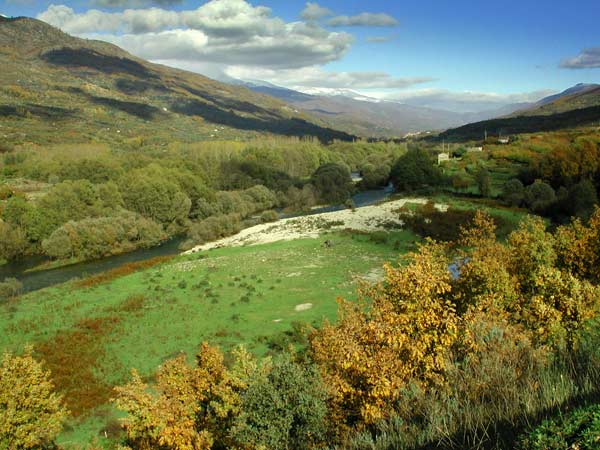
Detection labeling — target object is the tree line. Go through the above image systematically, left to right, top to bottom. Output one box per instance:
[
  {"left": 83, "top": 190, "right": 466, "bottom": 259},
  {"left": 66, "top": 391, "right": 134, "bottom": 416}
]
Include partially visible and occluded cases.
[{"left": 0, "top": 140, "right": 404, "bottom": 264}]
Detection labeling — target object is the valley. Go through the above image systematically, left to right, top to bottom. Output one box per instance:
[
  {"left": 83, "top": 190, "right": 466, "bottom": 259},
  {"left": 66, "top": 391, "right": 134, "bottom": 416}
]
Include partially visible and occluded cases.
[{"left": 1, "top": 4, "right": 600, "bottom": 450}]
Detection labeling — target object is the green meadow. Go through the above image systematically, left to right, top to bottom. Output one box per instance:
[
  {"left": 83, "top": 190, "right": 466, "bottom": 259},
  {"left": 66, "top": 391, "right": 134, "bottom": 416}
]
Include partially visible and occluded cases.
[{"left": 0, "top": 229, "right": 419, "bottom": 447}]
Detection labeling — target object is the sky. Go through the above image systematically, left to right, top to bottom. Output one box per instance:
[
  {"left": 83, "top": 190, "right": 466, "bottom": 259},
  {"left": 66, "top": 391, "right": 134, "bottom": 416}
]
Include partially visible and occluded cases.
[{"left": 1, "top": 0, "right": 599, "bottom": 113}]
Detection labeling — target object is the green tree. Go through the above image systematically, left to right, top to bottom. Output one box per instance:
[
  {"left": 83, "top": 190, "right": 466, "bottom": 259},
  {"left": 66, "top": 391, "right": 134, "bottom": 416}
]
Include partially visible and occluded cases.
[
  {"left": 389, "top": 148, "right": 444, "bottom": 192},
  {"left": 311, "top": 163, "right": 353, "bottom": 204},
  {"left": 475, "top": 165, "right": 491, "bottom": 198},
  {"left": 119, "top": 166, "right": 191, "bottom": 227},
  {"left": 501, "top": 178, "right": 525, "bottom": 207},
  {"left": 566, "top": 179, "right": 598, "bottom": 219},
  {"left": 524, "top": 181, "right": 556, "bottom": 214},
  {"left": 0, "top": 221, "right": 28, "bottom": 261},
  {"left": 0, "top": 347, "right": 67, "bottom": 449},
  {"left": 232, "top": 354, "right": 329, "bottom": 450}
]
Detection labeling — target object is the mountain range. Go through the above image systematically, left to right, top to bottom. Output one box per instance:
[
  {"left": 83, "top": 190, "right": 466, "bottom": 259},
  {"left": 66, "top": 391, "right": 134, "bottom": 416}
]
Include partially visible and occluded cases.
[{"left": 237, "top": 80, "right": 536, "bottom": 138}]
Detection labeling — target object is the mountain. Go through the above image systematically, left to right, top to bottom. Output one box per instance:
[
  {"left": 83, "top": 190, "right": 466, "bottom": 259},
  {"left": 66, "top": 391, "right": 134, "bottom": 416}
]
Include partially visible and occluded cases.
[
  {"left": 0, "top": 16, "right": 353, "bottom": 147},
  {"left": 238, "top": 80, "right": 538, "bottom": 138},
  {"left": 237, "top": 81, "right": 479, "bottom": 138},
  {"left": 508, "top": 83, "right": 600, "bottom": 117},
  {"left": 536, "top": 83, "right": 599, "bottom": 107},
  {"left": 436, "top": 84, "right": 600, "bottom": 142}
]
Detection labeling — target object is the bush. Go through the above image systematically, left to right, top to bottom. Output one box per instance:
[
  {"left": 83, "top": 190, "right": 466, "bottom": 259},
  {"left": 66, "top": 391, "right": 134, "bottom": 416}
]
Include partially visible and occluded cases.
[
  {"left": 260, "top": 210, "right": 279, "bottom": 223},
  {"left": 42, "top": 212, "right": 166, "bottom": 260},
  {"left": 187, "top": 213, "right": 242, "bottom": 245},
  {"left": 0, "top": 277, "right": 22, "bottom": 300},
  {"left": 0, "top": 347, "right": 68, "bottom": 449},
  {"left": 231, "top": 354, "right": 328, "bottom": 450},
  {"left": 518, "top": 403, "right": 600, "bottom": 450}
]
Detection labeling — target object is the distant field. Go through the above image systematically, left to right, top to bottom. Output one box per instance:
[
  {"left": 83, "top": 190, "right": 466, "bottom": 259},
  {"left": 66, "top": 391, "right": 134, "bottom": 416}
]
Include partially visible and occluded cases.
[{"left": 0, "top": 229, "right": 419, "bottom": 448}]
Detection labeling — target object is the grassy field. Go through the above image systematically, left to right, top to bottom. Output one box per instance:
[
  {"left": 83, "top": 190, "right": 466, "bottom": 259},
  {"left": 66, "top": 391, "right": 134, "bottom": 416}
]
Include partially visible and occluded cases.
[{"left": 0, "top": 229, "right": 419, "bottom": 448}]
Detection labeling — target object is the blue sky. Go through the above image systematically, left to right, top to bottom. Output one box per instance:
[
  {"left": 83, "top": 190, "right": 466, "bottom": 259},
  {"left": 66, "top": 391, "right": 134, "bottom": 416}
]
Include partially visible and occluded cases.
[{"left": 2, "top": 0, "right": 599, "bottom": 111}]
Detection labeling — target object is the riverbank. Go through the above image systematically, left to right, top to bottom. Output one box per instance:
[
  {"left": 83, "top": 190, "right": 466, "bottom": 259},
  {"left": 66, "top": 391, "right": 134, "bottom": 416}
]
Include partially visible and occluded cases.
[{"left": 187, "top": 198, "right": 429, "bottom": 253}]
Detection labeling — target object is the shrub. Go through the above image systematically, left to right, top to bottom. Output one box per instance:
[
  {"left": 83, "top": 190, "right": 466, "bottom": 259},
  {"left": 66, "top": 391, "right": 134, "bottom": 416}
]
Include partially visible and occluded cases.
[
  {"left": 260, "top": 210, "right": 279, "bottom": 223},
  {"left": 42, "top": 212, "right": 166, "bottom": 260},
  {"left": 187, "top": 213, "right": 242, "bottom": 245},
  {"left": 0, "top": 277, "right": 22, "bottom": 300},
  {"left": 0, "top": 347, "right": 68, "bottom": 449},
  {"left": 231, "top": 354, "right": 329, "bottom": 450},
  {"left": 518, "top": 403, "right": 600, "bottom": 450}
]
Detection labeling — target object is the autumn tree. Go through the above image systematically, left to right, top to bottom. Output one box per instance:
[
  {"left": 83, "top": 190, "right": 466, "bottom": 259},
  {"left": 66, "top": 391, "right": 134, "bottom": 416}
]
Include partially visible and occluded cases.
[
  {"left": 554, "top": 206, "right": 600, "bottom": 282},
  {"left": 311, "top": 240, "right": 459, "bottom": 428},
  {"left": 114, "top": 344, "right": 265, "bottom": 450},
  {"left": 0, "top": 347, "right": 67, "bottom": 449}
]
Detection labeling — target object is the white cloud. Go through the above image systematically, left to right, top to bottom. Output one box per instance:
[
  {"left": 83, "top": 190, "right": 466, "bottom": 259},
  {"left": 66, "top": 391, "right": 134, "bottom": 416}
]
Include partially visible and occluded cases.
[
  {"left": 92, "top": 0, "right": 182, "bottom": 7},
  {"left": 37, "top": 1, "right": 353, "bottom": 69},
  {"left": 301, "top": 2, "right": 332, "bottom": 21},
  {"left": 328, "top": 12, "right": 398, "bottom": 27},
  {"left": 367, "top": 36, "right": 392, "bottom": 43},
  {"left": 560, "top": 48, "right": 600, "bottom": 69},
  {"left": 225, "top": 66, "right": 434, "bottom": 90},
  {"left": 380, "top": 88, "right": 554, "bottom": 113}
]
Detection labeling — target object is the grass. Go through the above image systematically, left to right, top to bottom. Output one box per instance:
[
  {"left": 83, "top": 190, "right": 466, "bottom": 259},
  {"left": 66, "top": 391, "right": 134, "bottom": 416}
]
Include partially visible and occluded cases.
[{"left": 0, "top": 229, "right": 419, "bottom": 448}]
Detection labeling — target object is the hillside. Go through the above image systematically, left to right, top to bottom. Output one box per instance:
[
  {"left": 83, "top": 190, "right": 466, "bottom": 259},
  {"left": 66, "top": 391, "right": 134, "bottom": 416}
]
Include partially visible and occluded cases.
[
  {"left": 0, "top": 16, "right": 354, "bottom": 146},
  {"left": 510, "top": 83, "right": 600, "bottom": 117},
  {"left": 437, "top": 84, "right": 600, "bottom": 141}
]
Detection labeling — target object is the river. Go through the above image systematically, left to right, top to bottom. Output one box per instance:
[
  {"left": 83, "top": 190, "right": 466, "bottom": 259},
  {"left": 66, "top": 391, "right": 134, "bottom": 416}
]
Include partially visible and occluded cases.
[{"left": 1, "top": 185, "right": 393, "bottom": 294}]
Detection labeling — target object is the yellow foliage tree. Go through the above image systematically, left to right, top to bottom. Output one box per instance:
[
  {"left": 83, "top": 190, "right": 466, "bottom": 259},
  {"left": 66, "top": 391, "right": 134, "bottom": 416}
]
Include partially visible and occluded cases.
[
  {"left": 555, "top": 206, "right": 600, "bottom": 282},
  {"left": 311, "top": 240, "right": 459, "bottom": 427},
  {"left": 114, "top": 343, "right": 265, "bottom": 450},
  {"left": 0, "top": 346, "right": 68, "bottom": 450}
]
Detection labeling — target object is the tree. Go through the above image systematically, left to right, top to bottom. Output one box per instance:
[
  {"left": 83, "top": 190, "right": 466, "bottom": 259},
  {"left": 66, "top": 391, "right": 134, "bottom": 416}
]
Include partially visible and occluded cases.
[
  {"left": 389, "top": 148, "right": 444, "bottom": 192},
  {"left": 310, "top": 163, "right": 353, "bottom": 204},
  {"left": 475, "top": 165, "right": 491, "bottom": 198},
  {"left": 119, "top": 166, "right": 191, "bottom": 227},
  {"left": 501, "top": 178, "right": 525, "bottom": 207},
  {"left": 566, "top": 179, "right": 598, "bottom": 219},
  {"left": 524, "top": 181, "right": 556, "bottom": 214},
  {"left": 554, "top": 207, "right": 600, "bottom": 282},
  {"left": 41, "top": 213, "right": 165, "bottom": 260},
  {"left": 0, "top": 221, "right": 28, "bottom": 261},
  {"left": 311, "top": 240, "right": 458, "bottom": 428},
  {"left": 114, "top": 343, "right": 260, "bottom": 449},
  {"left": 0, "top": 347, "right": 67, "bottom": 449},
  {"left": 231, "top": 354, "right": 328, "bottom": 450}
]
